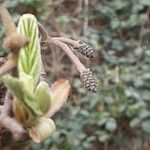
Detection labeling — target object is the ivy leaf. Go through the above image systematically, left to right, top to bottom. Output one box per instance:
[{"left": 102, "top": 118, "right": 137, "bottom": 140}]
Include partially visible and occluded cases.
[
  {"left": 141, "top": 0, "right": 150, "bottom": 6},
  {"left": 105, "top": 118, "right": 117, "bottom": 132},
  {"left": 142, "top": 120, "right": 150, "bottom": 134}
]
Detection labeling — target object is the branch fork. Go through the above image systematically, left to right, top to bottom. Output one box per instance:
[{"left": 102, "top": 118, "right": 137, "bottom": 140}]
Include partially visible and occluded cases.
[{"left": 38, "top": 23, "right": 98, "bottom": 93}]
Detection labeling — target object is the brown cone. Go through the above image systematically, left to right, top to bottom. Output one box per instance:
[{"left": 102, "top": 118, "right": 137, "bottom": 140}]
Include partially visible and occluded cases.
[
  {"left": 75, "top": 41, "right": 95, "bottom": 59},
  {"left": 80, "top": 69, "right": 98, "bottom": 93}
]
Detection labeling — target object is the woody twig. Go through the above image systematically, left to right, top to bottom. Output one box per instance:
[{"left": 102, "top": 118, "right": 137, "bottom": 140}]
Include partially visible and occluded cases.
[{"left": 38, "top": 22, "right": 98, "bottom": 92}]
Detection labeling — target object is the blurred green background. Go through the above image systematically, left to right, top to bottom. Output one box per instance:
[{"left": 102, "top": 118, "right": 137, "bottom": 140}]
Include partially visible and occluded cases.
[{"left": 0, "top": 0, "right": 150, "bottom": 149}]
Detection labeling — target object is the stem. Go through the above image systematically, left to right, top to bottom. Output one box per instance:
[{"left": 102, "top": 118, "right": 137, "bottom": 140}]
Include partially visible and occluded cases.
[
  {"left": 0, "top": 3, "right": 16, "bottom": 35},
  {"left": 38, "top": 22, "right": 48, "bottom": 41},
  {"left": 38, "top": 22, "right": 87, "bottom": 73},
  {"left": 38, "top": 23, "right": 80, "bottom": 48},
  {"left": 46, "top": 37, "right": 86, "bottom": 73},
  {"left": 53, "top": 37, "right": 80, "bottom": 48},
  {"left": 0, "top": 54, "right": 17, "bottom": 77},
  {"left": 0, "top": 57, "right": 5, "bottom": 66},
  {"left": 40, "top": 62, "right": 46, "bottom": 81}
]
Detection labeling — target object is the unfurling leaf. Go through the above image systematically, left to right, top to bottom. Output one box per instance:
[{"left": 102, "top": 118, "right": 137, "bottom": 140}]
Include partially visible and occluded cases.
[
  {"left": 1, "top": 13, "right": 71, "bottom": 143},
  {"left": 17, "top": 14, "right": 41, "bottom": 84},
  {"left": 2, "top": 74, "right": 43, "bottom": 117},
  {"left": 2, "top": 75, "right": 24, "bottom": 101},
  {"left": 45, "top": 79, "right": 70, "bottom": 117},
  {"left": 34, "top": 81, "right": 52, "bottom": 114},
  {"left": 13, "top": 98, "right": 37, "bottom": 127},
  {"left": 28, "top": 117, "right": 56, "bottom": 143}
]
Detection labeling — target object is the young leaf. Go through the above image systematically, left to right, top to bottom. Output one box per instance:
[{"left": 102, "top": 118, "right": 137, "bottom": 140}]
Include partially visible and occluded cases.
[
  {"left": 17, "top": 14, "right": 41, "bottom": 83},
  {"left": 20, "top": 72, "right": 35, "bottom": 95},
  {"left": 2, "top": 75, "right": 24, "bottom": 101},
  {"left": 2, "top": 75, "right": 42, "bottom": 116},
  {"left": 45, "top": 79, "right": 70, "bottom": 117},
  {"left": 34, "top": 81, "right": 52, "bottom": 114},
  {"left": 29, "top": 117, "right": 56, "bottom": 143}
]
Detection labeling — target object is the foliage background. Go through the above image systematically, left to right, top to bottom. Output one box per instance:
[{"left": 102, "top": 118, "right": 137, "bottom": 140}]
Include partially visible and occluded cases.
[{"left": 0, "top": 0, "right": 150, "bottom": 149}]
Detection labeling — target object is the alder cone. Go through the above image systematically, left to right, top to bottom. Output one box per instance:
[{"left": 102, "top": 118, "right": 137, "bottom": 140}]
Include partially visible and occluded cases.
[
  {"left": 76, "top": 41, "right": 95, "bottom": 58},
  {"left": 80, "top": 69, "right": 98, "bottom": 93}
]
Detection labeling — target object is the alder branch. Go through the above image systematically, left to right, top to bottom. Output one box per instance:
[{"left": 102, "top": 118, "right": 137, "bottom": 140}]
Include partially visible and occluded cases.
[
  {"left": 0, "top": 1, "right": 98, "bottom": 142},
  {"left": 38, "top": 22, "right": 86, "bottom": 73},
  {"left": 38, "top": 22, "right": 98, "bottom": 92},
  {"left": 38, "top": 22, "right": 48, "bottom": 41},
  {"left": 38, "top": 23, "right": 80, "bottom": 49},
  {"left": 46, "top": 37, "right": 86, "bottom": 73},
  {"left": 53, "top": 37, "right": 81, "bottom": 48}
]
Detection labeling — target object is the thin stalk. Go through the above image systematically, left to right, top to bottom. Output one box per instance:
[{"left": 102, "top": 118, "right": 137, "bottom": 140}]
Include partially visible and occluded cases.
[{"left": 46, "top": 37, "right": 86, "bottom": 73}]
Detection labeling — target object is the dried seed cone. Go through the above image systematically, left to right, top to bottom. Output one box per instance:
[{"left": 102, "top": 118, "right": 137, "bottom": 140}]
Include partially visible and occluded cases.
[
  {"left": 76, "top": 41, "right": 95, "bottom": 58},
  {"left": 80, "top": 69, "right": 98, "bottom": 93}
]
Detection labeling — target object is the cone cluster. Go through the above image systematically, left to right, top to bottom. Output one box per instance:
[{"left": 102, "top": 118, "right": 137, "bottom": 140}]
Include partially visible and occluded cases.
[
  {"left": 75, "top": 41, "right": 95, "bottom": 58},
  {"left": 80, "top": 69, "right": 98, "bottom": 93}
]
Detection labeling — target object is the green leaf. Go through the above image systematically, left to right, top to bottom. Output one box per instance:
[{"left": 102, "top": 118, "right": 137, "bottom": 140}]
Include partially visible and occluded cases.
[
  {"left": 141, "top": 0, "right": 150, "bottom": 6},
  {"left": 17, "top": 14, "right": 41, "bottom": 83},
  {"left": 20, "top": 72, "right": 35, "bottom": 94},
  {"left": 2, "top": 75, "right": 24, "bottom": 101},
  {"left": 2, "top": 75, "right": 42, "bottom": 116},
  {"left": 34, "top": 81, "right": 52, "bottom": 114},
  {"left": 24, "top": 97, "right": 43, "bottom": 116},
  {"left": 126, "top": 104, "right": 142, "bottom": 117},
  {"left": 98, "top": 112, "right": 109, "bottom": 126},
  {"left": 29, "top": 117, "right": 56, "bottom": 143},
  {"left": 105, "top": 118, "right": 117, "bottom": 132},
  {"left": 130, "top": 118, "right": 141, "bottom": 128},
  {"left": 142, "top": 120, "right": 150, "bottom": 134},
  {"left": 97, "top": 131, "right": 110, "bottom": 142}
]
